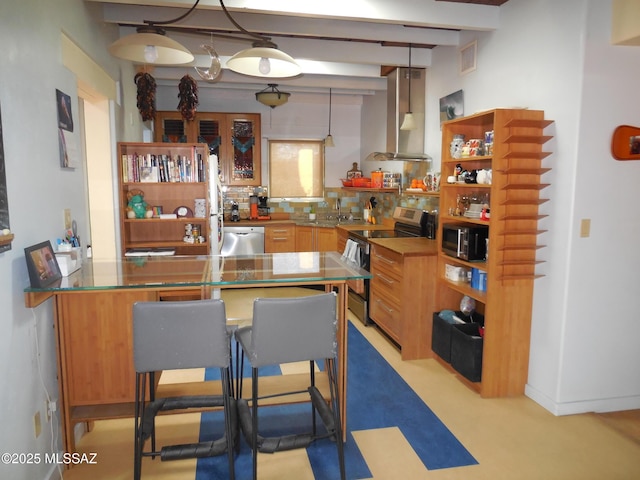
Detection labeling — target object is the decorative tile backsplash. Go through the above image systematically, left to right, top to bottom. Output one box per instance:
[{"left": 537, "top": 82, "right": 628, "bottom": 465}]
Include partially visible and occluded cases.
[{"left": 223, "top": 186, "right": 438, "bottom": 222}]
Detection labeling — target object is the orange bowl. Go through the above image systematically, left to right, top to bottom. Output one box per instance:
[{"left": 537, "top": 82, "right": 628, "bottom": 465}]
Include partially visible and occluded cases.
[{"left": 340, "top": 178, "right": 353, "bottom": 187}]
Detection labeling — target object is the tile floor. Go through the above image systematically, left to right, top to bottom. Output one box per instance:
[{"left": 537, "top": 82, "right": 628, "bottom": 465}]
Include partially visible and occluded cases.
[{"left": 62, "top": 288, "right": 640, "bottom": 480}]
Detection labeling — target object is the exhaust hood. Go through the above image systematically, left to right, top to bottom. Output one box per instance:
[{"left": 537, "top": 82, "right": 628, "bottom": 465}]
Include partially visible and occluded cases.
[{"left": 367, "top": 67, "right": 431, "bottom": 162}]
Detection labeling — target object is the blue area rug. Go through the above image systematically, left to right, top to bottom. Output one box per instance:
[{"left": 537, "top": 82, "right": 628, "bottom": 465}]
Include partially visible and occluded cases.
[{"left": 196, "top": 322, "right": 477, "bottom": 479}]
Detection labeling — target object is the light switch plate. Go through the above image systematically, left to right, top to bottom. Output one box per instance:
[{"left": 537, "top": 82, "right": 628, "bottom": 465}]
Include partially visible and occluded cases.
[
  {"left": 64, "top": 209, "right": 72, "bottom": 230},
  {"left": 580, "top": 218, "right": 591, "bottom": 238}
]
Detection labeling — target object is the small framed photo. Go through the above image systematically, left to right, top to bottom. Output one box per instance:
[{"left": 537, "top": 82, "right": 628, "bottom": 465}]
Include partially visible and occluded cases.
[
  {"left": 460, "top": 40, "right": 477, "bottom": 75},
  {"left": 56, "top": 89, "right": 74, "bottom": 132},
  {"left": 25, "top": 241, "right": 62, "bottom": 288}
]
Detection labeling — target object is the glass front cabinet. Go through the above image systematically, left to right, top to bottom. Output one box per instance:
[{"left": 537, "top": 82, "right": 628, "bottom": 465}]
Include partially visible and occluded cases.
[{"left": 154, "top": 111, "right": 261, "bottom": 186}]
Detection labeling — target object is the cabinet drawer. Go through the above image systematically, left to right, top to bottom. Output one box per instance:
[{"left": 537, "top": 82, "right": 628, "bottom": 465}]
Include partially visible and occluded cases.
[
  {"left": 265, "top": 225, "right": 296, "bottom": 253},
  {"left": 370, "top": 245, "right": 403, "bottom": 277},
  {"left": 370, "top": 268, "right": 402, "bottom": 304},
  {"left": 369, "top": 289, "right": 401, "bottom": 342}
]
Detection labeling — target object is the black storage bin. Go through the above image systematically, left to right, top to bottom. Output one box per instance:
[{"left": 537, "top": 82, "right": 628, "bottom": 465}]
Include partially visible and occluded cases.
[
  {"left": 432, "top": 311, "right": 483, "bottom": 364},
  {"left": 432, "top": 313, "right": 454, "bottom": 362},
  {"left": 450, "top": 323, "right": 483, "bottom": 383}
]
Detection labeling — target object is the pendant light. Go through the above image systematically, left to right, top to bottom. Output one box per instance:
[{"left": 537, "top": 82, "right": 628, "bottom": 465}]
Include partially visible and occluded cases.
[
  {"left": 220, "top": 0, "right": 301, "bottom": 78},
  {"left": 108, "top": 1, "right": 199, "bottom": 65},
  {"left": 400, "top": 44, "right": 416, "bottom": 131},
  {"left": 255, "top": 84, "right": 290, "bottom": 108},
  {"left": 325, "top": 88, "right": 335, "bottom": 147}
]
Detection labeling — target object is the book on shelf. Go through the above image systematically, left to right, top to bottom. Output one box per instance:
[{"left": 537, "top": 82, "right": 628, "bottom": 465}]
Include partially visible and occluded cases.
[
  {"left": 121, "top": 150, "right": 205, "bottom": 183},
  {"left": 124, "top": 248, "right": 176, "bottom": 257}
]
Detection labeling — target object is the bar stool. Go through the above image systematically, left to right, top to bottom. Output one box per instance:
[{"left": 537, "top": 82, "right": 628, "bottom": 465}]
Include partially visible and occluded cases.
[
  {"left": 235, "top": 292, "right": 346, "bottom": 480},
  {"left": 132, "top": 298, "right": 237, "bottom": 480}
]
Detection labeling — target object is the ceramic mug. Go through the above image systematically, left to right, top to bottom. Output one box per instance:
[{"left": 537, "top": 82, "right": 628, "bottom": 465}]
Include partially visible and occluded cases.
[{"left": 450, "top": 134, "right": 465, "bottom": 159}]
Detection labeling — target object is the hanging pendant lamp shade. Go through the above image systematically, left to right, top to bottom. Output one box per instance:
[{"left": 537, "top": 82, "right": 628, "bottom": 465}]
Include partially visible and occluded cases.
[
  {"left": 109, "top": 27, "right": 194, "bottom": 65},
  {"left": 227, "top": 43, "right": 301, "bottom": 78},
  {"left": 400, "top": 44, "right": 416, "bottom": 131},
  {"left": 255, "top": 84, "right": 290, "bottom": 108},
  {"left": 325, "top": 88, "right": 335, "bottom": 147},
  {"left": 400, "top": 113, "right": 416, "bottom": 131},
  {"left": 325, "top": 134, "right": 335, "bottom": 147}
]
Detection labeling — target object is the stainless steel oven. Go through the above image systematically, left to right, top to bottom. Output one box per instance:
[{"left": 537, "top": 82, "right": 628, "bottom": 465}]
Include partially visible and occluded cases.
[{"left": 344, "top": 207, "right": 429, "bottom": 325}]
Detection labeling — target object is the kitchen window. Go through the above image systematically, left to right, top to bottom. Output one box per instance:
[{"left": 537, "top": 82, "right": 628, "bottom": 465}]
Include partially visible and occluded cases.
[{"left": 268, "top": 140, "right": 324, "bottom": 201}]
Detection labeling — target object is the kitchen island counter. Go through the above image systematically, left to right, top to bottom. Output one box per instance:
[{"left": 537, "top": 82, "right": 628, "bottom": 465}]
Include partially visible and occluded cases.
[{"left": 24, "top": 252, "right": 370, "bottom": 454}]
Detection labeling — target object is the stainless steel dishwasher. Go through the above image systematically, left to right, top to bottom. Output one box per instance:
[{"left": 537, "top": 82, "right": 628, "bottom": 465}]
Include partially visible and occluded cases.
[{"left": 221, "top": 226, "right": 265, "bottom": 256}]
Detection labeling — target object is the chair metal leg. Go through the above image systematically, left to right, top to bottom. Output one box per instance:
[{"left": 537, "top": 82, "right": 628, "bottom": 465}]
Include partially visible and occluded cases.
[
  {"left": 228, "top": 341, "right": 235, "bottom": 400},
  {"left": 236, "top": 341, "right": 244, "bottom": 400},
  {"left": 310, "top": 360, "right": 317, "bottom": 435},
  {"left": 221, "top": 367, "right": 236, "bottom": 480},
  {"left": 251, "top": 367, "right": 259, "bottom": 480},
  {"left": 148, "top": 372, "right": 157, "bottom": 457},
  {"left": 134, "top": 373, "right": 145, "bottom": 480}
]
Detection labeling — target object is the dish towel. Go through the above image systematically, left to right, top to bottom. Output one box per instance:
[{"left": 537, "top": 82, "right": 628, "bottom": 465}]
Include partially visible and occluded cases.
[{"left": 342, "top": 239, "right": 361, "bottom": 266}]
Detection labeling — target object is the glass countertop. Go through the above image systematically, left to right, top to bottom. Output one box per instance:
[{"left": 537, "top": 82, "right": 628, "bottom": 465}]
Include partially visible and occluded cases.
[{"left": 24, "top": 251, "right": 371, "bottom": 292}]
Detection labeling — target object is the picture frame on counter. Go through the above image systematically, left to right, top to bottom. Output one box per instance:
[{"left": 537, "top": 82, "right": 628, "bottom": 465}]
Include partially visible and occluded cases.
[{"left": 25, "top": 240, "right": 62, "bottom": 289}]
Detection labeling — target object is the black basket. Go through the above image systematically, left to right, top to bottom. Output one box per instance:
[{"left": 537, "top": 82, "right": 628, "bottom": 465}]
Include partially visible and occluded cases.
[
  {"left": 432, "top": 311, "right": 483, "bottom": 364},
  {"left": 450, "top": 323, "right": 483, "bottom": 383}
]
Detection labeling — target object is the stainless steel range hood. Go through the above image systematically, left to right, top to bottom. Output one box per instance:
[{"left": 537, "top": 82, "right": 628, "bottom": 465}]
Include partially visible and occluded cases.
[{"left": 367, "top": 67, "right": 431, "bottom": 162}]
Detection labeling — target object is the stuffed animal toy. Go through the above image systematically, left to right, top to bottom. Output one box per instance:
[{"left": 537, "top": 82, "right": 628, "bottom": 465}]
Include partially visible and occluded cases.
[{"left": 127, "top": 189, "right": 153, "bottom": 219}]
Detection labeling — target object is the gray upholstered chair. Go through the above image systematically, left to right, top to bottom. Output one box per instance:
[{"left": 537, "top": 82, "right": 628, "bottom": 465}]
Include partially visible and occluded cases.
[
  {"left": 235, "top": 292, "right": 346, "bottom": 480},
  {"left": 132, "top": 298, "right": 237, "bottom": 480}
]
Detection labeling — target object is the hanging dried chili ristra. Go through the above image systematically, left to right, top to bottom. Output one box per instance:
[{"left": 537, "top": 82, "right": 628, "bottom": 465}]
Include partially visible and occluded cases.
[
  {"left": 134, "top": 72, "right": 157, "bottom": 121},
  {"left": 178, "top": 74, "right": 198, "bottom": 121}
]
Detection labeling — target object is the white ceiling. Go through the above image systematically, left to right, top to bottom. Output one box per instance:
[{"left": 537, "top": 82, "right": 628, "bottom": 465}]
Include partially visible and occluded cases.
[{"left": 88, "top": 0, "right": 509, "bottom": 94}]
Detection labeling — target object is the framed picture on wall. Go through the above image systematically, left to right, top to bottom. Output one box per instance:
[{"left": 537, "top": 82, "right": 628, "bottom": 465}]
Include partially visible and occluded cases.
[
  {"left": 56, "top": 89, "right": 74, "bottom": 132},
  {"left": 439, "top": 90, "right": 464, "bottom": 124},
  {"left": 24, "top": 240, "right": 62, "bottom": 288}
]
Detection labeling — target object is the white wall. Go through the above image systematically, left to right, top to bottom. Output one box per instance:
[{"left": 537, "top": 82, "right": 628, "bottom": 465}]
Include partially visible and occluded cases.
[
  {"left": 426, "top": 0, "right": 640, "bottom": 415},
  {"left": 553, "top": 0, "right": 640, "bottom": 412},
  {"left": 0, "top": 1, "right": 129, "bottom": 479}
]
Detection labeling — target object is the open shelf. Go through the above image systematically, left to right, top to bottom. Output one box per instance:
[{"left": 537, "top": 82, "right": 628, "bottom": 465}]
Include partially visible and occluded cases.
[{"left": 437, "top": 108, "right": 554, "bottom": 398}]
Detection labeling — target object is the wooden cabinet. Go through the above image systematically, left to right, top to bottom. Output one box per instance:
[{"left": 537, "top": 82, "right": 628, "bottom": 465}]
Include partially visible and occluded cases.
[
  {"left": 436, "top": 108, "right": 554, "bottom": 397},
  {"left": 154, "top": 111, "right": 262, "bottom": 186},
  {"left": 117, "top": 142, "right": 211, "bottom": 256},
  {"left": 264, "top": 224, "right": 296, "bottom": 252},
  {"left": 296, "top": 226, "right": 337, "bottom": 252},
  {"left": 336, "top": 228, "right": 349, "bottom": 255},
  {"left": 369, "top": 242, "right": 437, "bottom": 360},
  {"left": 369, "top": 245, "right": 403, "bottom": 342}
]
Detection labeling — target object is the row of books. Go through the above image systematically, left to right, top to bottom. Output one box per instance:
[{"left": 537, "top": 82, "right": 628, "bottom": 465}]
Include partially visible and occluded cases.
[{"left": 121, "top": 151, "right": 206, "bottom": 183}]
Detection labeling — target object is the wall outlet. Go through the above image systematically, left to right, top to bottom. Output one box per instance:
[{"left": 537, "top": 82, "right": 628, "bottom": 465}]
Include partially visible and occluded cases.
[
  {"left": 46, "top": 400, "right": 57, "bottom": 421},
  {"left": 34, "top": 411, "right": 41, "bottom": 438}
]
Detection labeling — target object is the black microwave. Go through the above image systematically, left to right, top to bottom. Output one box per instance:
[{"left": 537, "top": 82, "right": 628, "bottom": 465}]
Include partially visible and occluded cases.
[{"left": 442, "top": 224, "right": 488, "bottom": 261}]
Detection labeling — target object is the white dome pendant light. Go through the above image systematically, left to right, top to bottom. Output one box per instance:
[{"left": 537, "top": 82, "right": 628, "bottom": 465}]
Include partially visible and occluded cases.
[
  {"left": 220, "top": 0, "right": 301, "bottom": 78},
  {"left": 108, "top": 1, "right": 199, "bottom": 65}
]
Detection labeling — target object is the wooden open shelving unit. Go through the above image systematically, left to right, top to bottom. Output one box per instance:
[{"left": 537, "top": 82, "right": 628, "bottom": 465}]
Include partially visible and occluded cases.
[
  {"left": 436, "top": 108, "right": 554, "bottom": 397},
  {"left": 117, "top": 142, "right": 211, "bottom": 256}
]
